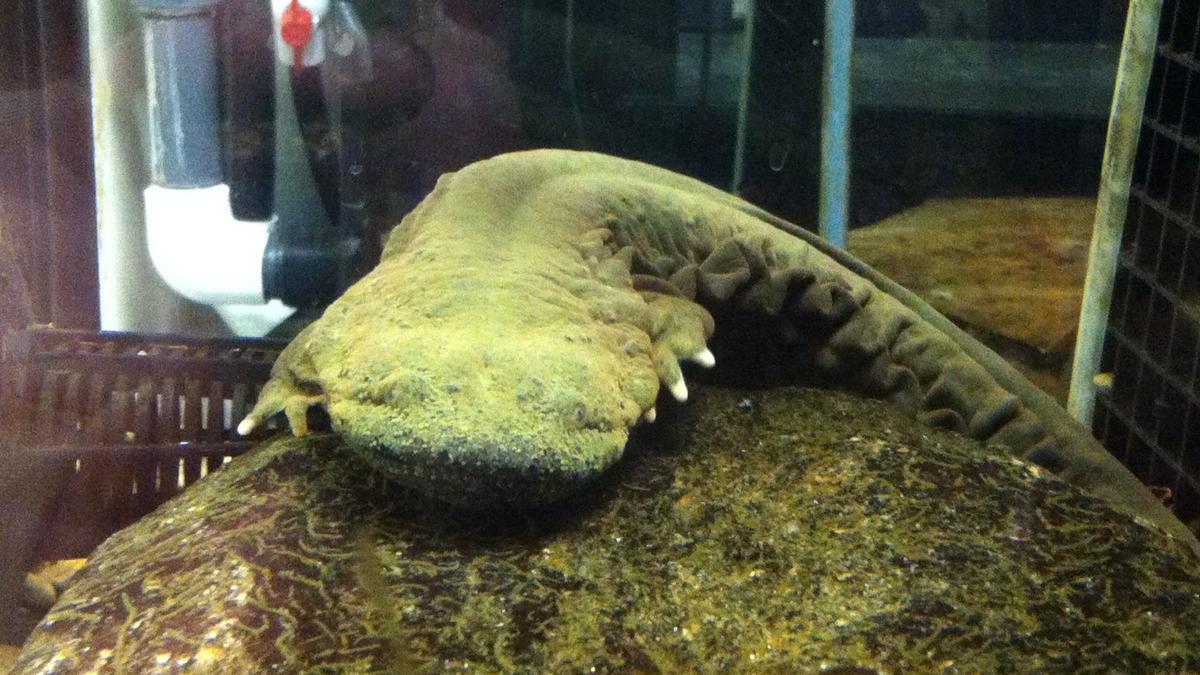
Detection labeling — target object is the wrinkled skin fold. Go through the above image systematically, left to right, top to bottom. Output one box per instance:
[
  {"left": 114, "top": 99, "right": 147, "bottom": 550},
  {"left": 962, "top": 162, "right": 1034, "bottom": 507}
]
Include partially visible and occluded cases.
[{"left": 241, "top": 149, "right": 1198, "bottom": 555}]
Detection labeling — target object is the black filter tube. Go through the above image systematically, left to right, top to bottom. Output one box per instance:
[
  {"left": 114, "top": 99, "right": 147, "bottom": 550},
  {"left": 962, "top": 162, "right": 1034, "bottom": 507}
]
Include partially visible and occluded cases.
[
  {"left": 220, "top": 0, "right": 276, "bottom": 221},
  {"left": 262, "top": 5, "right": 376, "bottom": 307},
  {"left": 292, "top": 67, "right": 342, "bottom": 227},
  {"left": 262, "top": 230, "right": 360, "bottom": 308}
]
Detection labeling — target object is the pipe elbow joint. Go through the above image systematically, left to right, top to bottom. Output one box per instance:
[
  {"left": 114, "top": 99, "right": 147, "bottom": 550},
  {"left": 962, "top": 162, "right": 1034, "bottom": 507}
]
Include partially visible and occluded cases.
[{"left": 144, "top": 184, "right": 272, "bottom": 306}]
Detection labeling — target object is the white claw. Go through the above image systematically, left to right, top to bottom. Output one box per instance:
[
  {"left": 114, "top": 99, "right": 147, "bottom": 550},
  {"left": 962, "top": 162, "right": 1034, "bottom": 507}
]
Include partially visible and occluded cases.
[
  {"left": 689, "top": 348, "right": 716, "bottom": 368},
  {"left": 668, "top": 377, "right": 688, "bottom": 402},
  {"left": 643, "top": 407, "right": 657, "bottom": 423},
  {"left": 237, "top": 416, "right": 257, "bottom": 436}
]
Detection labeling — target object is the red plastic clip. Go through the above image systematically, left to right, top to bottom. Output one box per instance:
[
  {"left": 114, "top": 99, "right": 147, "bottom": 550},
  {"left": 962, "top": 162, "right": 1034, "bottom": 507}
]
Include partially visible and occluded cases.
[{"left": 281, "top": 0, "right": 314, "bottom": 74}]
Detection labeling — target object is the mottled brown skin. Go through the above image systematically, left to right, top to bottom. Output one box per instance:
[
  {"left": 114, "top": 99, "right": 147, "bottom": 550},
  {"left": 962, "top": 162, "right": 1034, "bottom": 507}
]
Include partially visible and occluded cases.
[{"left": 242, "top": 150, "right": 1197, "bottom": 555}]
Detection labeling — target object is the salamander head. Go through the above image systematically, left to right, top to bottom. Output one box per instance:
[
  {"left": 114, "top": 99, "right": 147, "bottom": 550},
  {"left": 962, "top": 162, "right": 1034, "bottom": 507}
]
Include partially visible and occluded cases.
[{"left": 241, "top": 319, "right": 669, "bottom": 508}]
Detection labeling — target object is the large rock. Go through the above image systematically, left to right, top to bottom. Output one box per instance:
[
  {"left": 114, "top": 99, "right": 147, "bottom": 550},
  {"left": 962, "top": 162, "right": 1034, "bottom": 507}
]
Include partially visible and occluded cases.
[
  {"left": 848, "top": 197, "right": 1093, "bottom": 359},
  {"left": 14, "top": 383, "right": 1200, "bottom": 673}
]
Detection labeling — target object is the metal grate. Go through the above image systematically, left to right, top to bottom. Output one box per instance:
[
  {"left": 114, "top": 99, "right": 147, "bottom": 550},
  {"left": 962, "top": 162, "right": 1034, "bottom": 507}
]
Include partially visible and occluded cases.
[
  {"left": 1095, "top": 0, "right": 1200, "bottom": 529},
  {"left": 0, "top": 327, "right": 284, "bottom": 559}
]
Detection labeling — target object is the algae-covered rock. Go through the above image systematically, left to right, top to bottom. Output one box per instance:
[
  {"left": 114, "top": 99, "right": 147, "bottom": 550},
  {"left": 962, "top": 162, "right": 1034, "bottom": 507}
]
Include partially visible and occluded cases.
[
  {"left": 848, "top": 197, "right": 1093, "bottom": 356},
  {"left": 15, "top": 384, "right": 1200, "bottom": 673}
]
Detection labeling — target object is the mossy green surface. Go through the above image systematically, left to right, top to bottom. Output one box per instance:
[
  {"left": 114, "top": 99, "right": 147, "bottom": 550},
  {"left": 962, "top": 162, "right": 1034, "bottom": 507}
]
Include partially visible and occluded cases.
[{"left": 16, "top": 384, "right": 1200, "bottom": 673}]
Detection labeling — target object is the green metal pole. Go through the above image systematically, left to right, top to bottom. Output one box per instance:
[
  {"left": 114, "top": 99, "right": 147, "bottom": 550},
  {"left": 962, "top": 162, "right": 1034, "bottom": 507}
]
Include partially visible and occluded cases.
[
  {"left": 731, "top": 0, "right": 757, "bottom": 193},
  {"left": 1068, "top": 0, "right": 1164, "bottom": 426}
]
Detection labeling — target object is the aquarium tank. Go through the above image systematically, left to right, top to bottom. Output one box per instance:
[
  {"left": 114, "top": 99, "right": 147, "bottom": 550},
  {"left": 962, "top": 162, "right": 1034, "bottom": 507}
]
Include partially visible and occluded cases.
[{"left": 3, "top": 0, "right": 1200, "bottom": 671}]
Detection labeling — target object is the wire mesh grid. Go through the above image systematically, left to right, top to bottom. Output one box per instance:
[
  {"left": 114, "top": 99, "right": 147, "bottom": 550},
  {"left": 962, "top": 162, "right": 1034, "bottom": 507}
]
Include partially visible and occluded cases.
[{"left": 1095, "top": 0, "right": 1200, "bottom": 528}]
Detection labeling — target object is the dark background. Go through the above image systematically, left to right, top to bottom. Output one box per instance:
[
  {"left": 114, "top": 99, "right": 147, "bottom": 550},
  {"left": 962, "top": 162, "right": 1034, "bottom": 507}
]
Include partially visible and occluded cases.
[{"left": 0, "top": 0, "right": 1130, "bottom": 326}]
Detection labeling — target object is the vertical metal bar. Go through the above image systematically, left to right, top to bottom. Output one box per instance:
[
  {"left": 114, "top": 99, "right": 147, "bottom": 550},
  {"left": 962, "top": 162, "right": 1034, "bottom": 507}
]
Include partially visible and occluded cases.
[
  {"left": 12, "top": 0, "right": 51, "bottom": 322},
  {"left": 41, "top": 0, "right": 99, "bottom": 328},
  {"left": 563, "top": 0, "right": 584, "bottom": 146},
  {"left": 698, "top": 0, "right": 714, "bottom": 109},
  {"left": 731, "top": 0, "right": 757, "bottom": 192},
  {"left": 819, "top": 0, "right": 853, "bottom": 248},
  {"left": 1069, "top": 0, "right": 1165, "bottom": 425}
]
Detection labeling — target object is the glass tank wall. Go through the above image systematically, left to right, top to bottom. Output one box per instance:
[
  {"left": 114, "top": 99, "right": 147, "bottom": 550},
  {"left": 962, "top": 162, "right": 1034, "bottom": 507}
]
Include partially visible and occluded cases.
[
  {"left": 4, "top": 0, "right": 1200, "bottom": 671},
  {"left": 1, "top": 1, "right": 1127, "bottom": 336}
]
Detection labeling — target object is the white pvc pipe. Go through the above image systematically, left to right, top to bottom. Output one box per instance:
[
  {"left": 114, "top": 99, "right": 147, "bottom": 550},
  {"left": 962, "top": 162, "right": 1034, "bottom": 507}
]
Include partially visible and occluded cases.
[
  {"left": 90, "top": 0, "right": 187, "bottom": 334},
  {"left": 90, "top": 0, "right": 296, "bottom": 336},
  {"left": 143, "top": 184, "right": 272, "bottom": 305},
  {"left": 143, "top": 184, "right": 295, "bottom": 336}
]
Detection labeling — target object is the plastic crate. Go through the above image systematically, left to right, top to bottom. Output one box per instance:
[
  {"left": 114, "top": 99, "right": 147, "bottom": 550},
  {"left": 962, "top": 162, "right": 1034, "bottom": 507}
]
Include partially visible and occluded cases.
[{"left": 0, "top": 327, "right": 284, "bottom": 560}]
